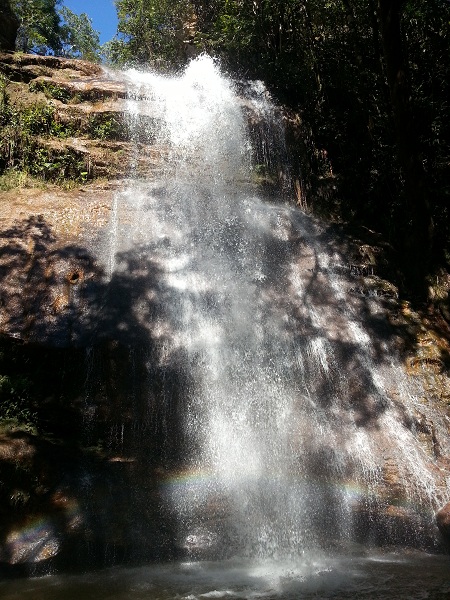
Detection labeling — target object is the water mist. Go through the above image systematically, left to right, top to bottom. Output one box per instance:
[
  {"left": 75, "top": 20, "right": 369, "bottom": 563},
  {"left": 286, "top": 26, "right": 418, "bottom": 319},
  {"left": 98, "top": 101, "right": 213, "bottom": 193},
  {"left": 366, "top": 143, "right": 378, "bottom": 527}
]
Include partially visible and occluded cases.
[{"left": 103, "top": 55, "right": 449, "bottom": 560}]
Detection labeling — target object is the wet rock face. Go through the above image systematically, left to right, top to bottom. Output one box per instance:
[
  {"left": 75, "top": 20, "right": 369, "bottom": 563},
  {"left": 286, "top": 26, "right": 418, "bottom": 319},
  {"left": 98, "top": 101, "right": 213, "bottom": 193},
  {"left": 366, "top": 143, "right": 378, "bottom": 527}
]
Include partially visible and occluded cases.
[
  {"left": 0, "top": 1, "right": 18, "bottom": 51},
  {"left": 1, "top": 53, "right": 450, "bottom": 576},
  {"left": 436, "top": 502, "right": 450, "bottom": 541}
]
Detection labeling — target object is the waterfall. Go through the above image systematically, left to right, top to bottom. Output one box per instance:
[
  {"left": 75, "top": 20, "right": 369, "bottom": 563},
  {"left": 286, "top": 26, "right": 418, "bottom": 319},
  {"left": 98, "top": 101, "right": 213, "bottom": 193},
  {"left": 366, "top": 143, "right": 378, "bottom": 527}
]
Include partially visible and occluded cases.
[{"left": 101, "top": 55, "right": 449, "bottom": 560}]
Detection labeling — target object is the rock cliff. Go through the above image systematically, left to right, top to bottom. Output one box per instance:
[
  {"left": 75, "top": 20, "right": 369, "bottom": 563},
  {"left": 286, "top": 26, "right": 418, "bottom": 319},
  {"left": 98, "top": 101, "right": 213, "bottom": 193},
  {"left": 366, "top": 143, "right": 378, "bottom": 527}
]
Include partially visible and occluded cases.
[{"left": 0, "top": 53, "right": 449, "bottom": 576}]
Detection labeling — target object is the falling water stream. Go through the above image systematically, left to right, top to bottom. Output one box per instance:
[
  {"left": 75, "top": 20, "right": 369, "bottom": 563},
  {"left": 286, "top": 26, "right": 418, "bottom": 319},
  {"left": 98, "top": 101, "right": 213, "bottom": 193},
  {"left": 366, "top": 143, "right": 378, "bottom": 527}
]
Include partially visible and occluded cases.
[{"left": 1, "top": 56, "right": 449, "bottom": 597}]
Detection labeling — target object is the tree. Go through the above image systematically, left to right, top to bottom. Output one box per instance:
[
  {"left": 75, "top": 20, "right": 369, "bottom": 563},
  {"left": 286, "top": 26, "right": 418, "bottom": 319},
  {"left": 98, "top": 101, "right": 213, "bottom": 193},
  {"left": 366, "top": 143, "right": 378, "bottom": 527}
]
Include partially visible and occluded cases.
[
  {"left": 0, "top": 0, "right": 19, "bottom": 50},
  {"left": 11, "top": 0, "right": 62, "bottom": 55},
  {"left": 113, "top": 0, "right": 193, "bottom": 67},
  {"left": 378, "top": 0, "right": 433, "bottom": 296},
  {"left": 402, "top": 0, "right": 450, "bottom": 266},
  {"left": 10, "top": 1, "right": 102, "bottom": 63},
  {"left": 58, "top": 6, "right": 101, "bottom": 62}
]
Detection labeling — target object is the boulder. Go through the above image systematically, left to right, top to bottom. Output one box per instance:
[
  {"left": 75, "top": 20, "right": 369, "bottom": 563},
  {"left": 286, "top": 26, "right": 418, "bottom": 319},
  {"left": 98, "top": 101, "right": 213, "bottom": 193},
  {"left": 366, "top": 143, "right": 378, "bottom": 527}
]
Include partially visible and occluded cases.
[
  {"left": 0, "top": 0, "right": 18, "bottom": 51},
  {"left": 436, "top": 502, "right": 450, "bottom": 540}
]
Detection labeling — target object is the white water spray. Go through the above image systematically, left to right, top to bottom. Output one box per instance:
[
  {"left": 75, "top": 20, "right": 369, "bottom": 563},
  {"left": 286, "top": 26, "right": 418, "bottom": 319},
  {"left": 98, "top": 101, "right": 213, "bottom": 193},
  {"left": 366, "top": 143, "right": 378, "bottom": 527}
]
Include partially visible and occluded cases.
[{"left": 104, "top": 55, "right": 449, "bottom": 559}]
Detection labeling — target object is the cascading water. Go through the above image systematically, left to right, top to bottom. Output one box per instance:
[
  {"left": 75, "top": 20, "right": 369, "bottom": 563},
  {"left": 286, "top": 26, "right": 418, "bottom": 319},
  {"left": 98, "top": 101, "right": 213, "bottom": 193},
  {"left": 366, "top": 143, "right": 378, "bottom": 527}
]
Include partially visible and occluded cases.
[
  {"left": 3, "top": 54, "right": 450, "bottom": 600},
  {"left": 99, "top": 54, "right": 449, "bottom": 563}
]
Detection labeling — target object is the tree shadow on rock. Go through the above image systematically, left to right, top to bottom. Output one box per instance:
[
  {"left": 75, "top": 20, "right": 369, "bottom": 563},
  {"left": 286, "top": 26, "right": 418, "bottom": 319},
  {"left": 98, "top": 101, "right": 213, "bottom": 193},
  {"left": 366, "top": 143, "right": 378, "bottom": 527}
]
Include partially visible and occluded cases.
[{"left": 0, "top": 215, "right": 210, "bottom": 574}]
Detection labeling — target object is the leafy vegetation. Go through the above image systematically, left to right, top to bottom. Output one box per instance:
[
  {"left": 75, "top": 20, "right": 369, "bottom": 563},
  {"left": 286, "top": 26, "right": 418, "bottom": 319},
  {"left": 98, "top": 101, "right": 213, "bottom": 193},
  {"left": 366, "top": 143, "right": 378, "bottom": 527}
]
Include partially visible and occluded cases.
[
  {"left": 9, "top": 0, "right": 101, "bottom": 60},
  {"left": 11, "top": 0, "right": 63, "bottom": 55},
  {"left": 106, "top": 0, "right": 193, "bottom": 68},
  {"left": 58, "top": 6, "right": 101, "bottom": 62},
  {"left": 0, "top": 74, "right": 91, "bottom": 185},
  {"left": 29, "top": 78, "right": 73, "bottom": 102},
  {"left": 88, "top": 113, "right": 126, "bottom": 141},
  {"left": 0, "top": 335, "right": 86, "bottom": 435},
  {"left": 0, "top": 338, "right": 37, "bottom": 431},
  {"left": 0, "top": 374, "right": 37, "bottom": 431}
]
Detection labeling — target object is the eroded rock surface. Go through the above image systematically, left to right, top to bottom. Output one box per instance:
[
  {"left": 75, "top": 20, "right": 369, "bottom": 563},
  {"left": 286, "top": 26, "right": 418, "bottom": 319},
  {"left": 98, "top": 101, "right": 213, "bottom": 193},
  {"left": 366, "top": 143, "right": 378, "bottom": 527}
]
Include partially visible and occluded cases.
[{"left": 0, "top": 54, "right": 450, "bottom": 575}]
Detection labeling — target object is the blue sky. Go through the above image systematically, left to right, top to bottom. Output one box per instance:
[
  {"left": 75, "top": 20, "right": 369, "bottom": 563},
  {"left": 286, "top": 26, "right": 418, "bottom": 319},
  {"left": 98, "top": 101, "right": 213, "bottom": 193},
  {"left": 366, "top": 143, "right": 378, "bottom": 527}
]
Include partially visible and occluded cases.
[{"left": 63, "top": 0, "right": 118, "bottom": 45}]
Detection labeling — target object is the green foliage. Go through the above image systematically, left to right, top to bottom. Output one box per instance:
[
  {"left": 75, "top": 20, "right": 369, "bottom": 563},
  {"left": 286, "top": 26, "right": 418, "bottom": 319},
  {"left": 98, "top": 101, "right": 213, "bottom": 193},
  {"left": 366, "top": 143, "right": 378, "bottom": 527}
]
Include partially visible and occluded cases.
[
  {"left": 11, "top": 0, "right": 63, "bottom": 55},
  {"left": 112, "top": 0, "right": 193, "bottom": 67},
  {"left": 9, "top": 1, "right": 101, "bottom": 61},
  {"left": 58, "top": 5, "right": 101, "bottom": 62},
  {"left": 101, "top": 36, "right": 131, "bottom": 67},
  {"left": 0, "top": 74, "right": 10, "bottom": 127},
  {"left": 0, "top": 75, "right": 89, "bottom": 183},
  {"left": 29, "top": 78, "right": 72, "bottom": 102},
  {"left": 1, "top": 88, "right": 70, "bottom": 141},
  {"left": 21, "top": 102, "right": 57, "bottom": 133},
  {"left": 88, "top": 113, "right": 125, "bottom": 140},
  {"left": 24, "top": 145, "right": 83, "bottom": 182},
  {"left": 0, "top": 168, "right": 41, "bottom": 191},
  {"left": 0, "top": 337, "right": 87, "bottom": 440},
  {"left": 0, "top": 342, "right": 37, "bottom": 430},
  {"left": 0, "top": 374, "right": 37, "bottom": 428}
]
